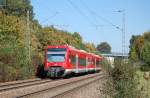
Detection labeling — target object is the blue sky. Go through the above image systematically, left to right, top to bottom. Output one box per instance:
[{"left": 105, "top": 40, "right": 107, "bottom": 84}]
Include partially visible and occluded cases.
[{"left": 31, "top": 0, "right": 150, "bottom": 53}]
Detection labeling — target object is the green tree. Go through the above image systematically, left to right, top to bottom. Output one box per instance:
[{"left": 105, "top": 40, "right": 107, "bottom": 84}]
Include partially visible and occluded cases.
[
  {"left": 1, "top": 0, "right": 34, "bottom": 19},
  {"left": 0, "top": 14, "right": 37, "bottom": 82},
  {"left": 143, "top": 31, "right": 150, "bottom": 41},
  {"left": 72, "top": 32, "right": 82, "bottom": 42},
  {"left": 72, "top": 32, "right": 83, "bottom": 48},
  {"left": 129, "top": 32, "right": 150, "bottom": 71},
  {"left": 129, "top": 32, "right": 150, "bottom": 63},
  {"left": 142, "top": 32, "right": 150, "bottom": 66},
  {"left": 129, "top": 35, "right": 144, "bottom": 61},
  {"left": 129, "top": 35, "right": 140, "bottom": 49},
  {"left": 141, "top": 41, "right": 150, "bottom": 65},
  {"left": 84, "top": 42, "right": 96, "bottom": 52},
  {"left": 96, "top": 42, "right": 111, "bottom": 53},
  {"left": 130, "top": 46, "right": 139, "bottom": 62}
]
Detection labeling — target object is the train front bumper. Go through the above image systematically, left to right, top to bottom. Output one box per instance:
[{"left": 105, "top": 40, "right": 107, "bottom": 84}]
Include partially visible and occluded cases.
[{"left": 47, "top": 66, "right": 65, "bottom": 77}]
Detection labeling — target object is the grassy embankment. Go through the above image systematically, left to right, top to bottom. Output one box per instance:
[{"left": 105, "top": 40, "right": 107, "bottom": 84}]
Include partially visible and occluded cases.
[{"left": 136, "top": 70, "right": 150, "bottom": 98}]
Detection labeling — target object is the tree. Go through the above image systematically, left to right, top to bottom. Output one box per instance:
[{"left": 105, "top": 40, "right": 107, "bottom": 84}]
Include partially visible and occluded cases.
[
  {"left": 1, "top": 0, "right": 34, "bottom": 19},
  {"left": 0, "top": 14, "right": 35, "bottom": 81},
  {"left": 72, "top": 32, "right": 83, "bottom": 48},
  {"left": 72, "top": 32, "right": 82, "bottom": 42},
  {"left": 129, "top": 32, "right": 150, "bottom": 71},
  {"left": 129, "top": 32, "right": 150, "bottom": 62},
  {"left": 141, "top": 32, "right": 150, "bottom": 65},
  {"left": 143, "top": 32, "right": 150, "bottom": 41},
  {"left": 129, "top": 35, "right": 143, "bottom": 61},
  {"left": 129, "top": 35, "right": 141, "bottom": 49},
  {"left": 141, "top": 41, "right": 150, "bottom": 65},
  {"left": 84, "top": 42, "right": 96, "bottom": 52},
  {"left": 96, "top": 42, "right": 111, "bottom": 53},
  {"left": 129, "top": 45, "right": 139, "bottom": 62}
]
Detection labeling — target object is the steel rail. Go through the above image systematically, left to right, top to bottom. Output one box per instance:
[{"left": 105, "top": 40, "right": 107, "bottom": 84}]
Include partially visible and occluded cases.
[
  {"left": 17, "top": 73, "right": 104, "bottom": 98},
  {"left": 51, "top": 75, "right": 105, "bottom": 98},
  {"left": 0, "top": 79, "right": 53, "bottom": 92},
  {"left": 0, "top": 79, "right": 41, "bottom": 87}
]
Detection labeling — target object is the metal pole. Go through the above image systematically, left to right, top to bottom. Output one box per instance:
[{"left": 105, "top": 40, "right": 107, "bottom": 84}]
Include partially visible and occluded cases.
[
  {"left": 26, "top": 10, "right": 31, "bottom": 64},
  {"left": 115, "top": 10, "right": 126, "bottom": 60},
  {"left": 117, "top": 10, "right": 126, "bottom": 60},
  {"left": 122, "top": 10, "right": 126, "bottom": 60},
  {"left": 122, "top": 10, "right": 125, "bottom": 59}
]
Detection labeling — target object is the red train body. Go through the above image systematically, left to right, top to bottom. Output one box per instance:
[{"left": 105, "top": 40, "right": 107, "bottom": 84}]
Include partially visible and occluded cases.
[{"left": 44, "top": 45, "right": 102, "bottom": 77}]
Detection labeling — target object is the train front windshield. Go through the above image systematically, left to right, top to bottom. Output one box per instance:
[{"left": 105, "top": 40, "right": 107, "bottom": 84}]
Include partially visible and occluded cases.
[{"left": 47, "top": 48, "right": 67, "bottom": 62}]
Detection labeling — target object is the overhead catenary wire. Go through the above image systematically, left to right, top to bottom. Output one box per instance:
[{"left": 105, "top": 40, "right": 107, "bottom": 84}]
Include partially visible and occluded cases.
[
  {"left": 32, "top": 0, "right": 69, "bottom": 30},
  {"left": 67, "top": 0, "right": 98, "bottom": 27},
  {"left": 79, "top": 0, "right": 122, "bottom": 31},
  {"left": 79, "top": 0, "right": 104, "bottom": 29},
  {"left": 80, "top": 0, "right": 127, "bottom": 55},
  {"left": 40, "top": 11, "right": 59, "bottom": 24}
]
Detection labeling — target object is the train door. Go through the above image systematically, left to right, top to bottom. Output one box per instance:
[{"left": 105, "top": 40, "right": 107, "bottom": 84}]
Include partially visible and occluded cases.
[
  {"left": 69, "top": 52, "right": 78, "bottom": 73},
  {"left": 75, "top": 54, "right": 78, "bottom": 73},
  {"left": 86, "top": 56, "right": 88, "bottom": 72},
  {"left": 95, "top": 58, "right": 96, "bottom": 71}
]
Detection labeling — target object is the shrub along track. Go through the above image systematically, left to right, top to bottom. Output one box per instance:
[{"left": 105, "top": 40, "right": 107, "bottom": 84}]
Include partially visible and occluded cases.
[{"left": 0, "top": 72, "right": 104, "bottom": 98}]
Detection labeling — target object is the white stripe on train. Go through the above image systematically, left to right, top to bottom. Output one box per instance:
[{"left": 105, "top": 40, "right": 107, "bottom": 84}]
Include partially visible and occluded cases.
[{"left": 65, "top": 67, "right": 101, "bottom": 74}]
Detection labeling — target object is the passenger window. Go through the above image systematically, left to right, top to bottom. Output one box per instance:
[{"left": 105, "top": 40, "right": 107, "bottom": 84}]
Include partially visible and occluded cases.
[
  {"left": 70, "top": 55, "right": 76, "bottom": 65},
  {"left": 79, "top": 58, "right": 86, "bottom": 66},
  {"left": 88, "top": 58, "right": 92, "bottom": 65},
  {"left": 92, "top": 59, "right": 95, "bottom": 65},
  {"left": 96, "top": 60, "right": 100, "bottom": 66}
]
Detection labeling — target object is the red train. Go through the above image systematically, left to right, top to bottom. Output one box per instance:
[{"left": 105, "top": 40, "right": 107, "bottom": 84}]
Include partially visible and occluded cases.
[{"left": 44, "top": 45, "right": 102, "bottom": 77}]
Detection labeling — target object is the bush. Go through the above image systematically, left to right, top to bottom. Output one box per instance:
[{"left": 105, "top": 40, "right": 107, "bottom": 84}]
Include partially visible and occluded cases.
[
  {"left": 0, "top": 41, "right": 35, "bottom": 82},
  {"left": 101, "top": 58, "right": 112, "bottom": 73},
  {"left": 100, "top": 61, "right": 140, "bottom": 98},
  {"left": 112, "top": 62, "right": 139, "bottom": 98},
  {"left": 0, "top": 64, "right": 19, "bottom": 82},
  {"left": 140, "top": 64, "right": 150, "bottom": 72}
]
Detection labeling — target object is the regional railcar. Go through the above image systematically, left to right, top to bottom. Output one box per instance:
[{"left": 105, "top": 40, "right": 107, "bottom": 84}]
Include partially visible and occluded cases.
[{"left": 44, "top": 45, "right": 102, "bottom": 77}]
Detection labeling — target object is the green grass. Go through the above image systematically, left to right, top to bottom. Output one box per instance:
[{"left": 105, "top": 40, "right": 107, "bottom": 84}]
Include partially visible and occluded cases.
[{"left": 136, "top": 70, "right": 150, "bottom": 98}]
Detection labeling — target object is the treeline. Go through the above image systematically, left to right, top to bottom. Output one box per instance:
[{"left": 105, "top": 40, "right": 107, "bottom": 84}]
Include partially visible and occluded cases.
[
  {"left": 0, "top": 0, "right": 98, "bottom": 82},
  {"left": 129, "top": 32, "right": 150, "bottom": 70}
]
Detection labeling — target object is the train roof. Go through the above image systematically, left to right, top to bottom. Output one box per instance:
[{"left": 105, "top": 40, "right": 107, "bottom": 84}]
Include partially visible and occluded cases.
[{"left": 46, "top": 45, "right": 102, "bottom": 59}]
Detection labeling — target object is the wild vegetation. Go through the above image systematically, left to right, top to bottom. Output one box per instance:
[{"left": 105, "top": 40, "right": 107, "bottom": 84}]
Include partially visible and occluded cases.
[
  {"left": 100, "top": 32, "right": 150, "bottom": 98},
  {"left": 129, "top": 32, "right": 150, "bottom": 70},
  {"left": 129, "top": 32, "right": 150, "bottom": 98},
  {"left": 100, "top": 60, "right": 140, "bottom": 98}
]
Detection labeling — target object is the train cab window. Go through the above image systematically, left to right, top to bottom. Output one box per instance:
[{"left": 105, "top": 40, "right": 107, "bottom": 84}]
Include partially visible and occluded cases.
[
  {"left": 47, "top": 48, "right": 66, "bottom": 62},
  {"left": 47, "top": 54, "right": 65, "bottom": 62},
  {"left": 70, "top": 55, "right": 76, "bottom": 65},
  {"left": 79, "top": 58, "right": 86, "bottom": 66}
]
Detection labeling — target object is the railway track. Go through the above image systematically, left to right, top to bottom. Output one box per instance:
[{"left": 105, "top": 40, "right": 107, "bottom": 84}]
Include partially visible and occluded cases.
[
  {"left": 0, "top": 72, "right": 104, "bottom": 98},
  {"left": 51, "top": 74, "right": 104, "bottom": 98},
  {"left": 0, "top": 79, "right": 53, "bottom": 92},
  {"left": 0, "top": 79, "right": 41, "bottom": 87}
]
